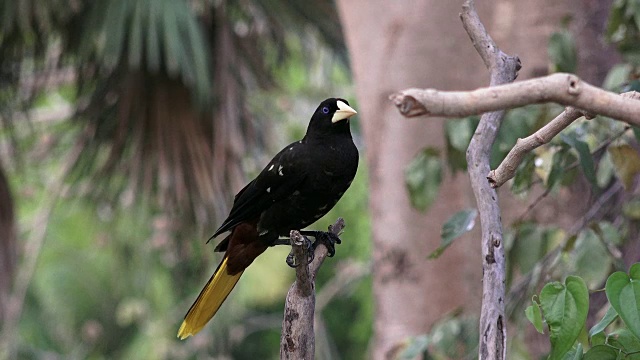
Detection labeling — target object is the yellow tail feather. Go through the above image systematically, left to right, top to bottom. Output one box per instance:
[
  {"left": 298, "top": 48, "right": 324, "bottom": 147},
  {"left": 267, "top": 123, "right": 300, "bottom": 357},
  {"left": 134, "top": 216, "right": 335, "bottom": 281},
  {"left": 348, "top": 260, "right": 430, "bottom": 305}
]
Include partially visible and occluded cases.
[{"left": 178, "top": 257, "right": 243, "bottom": 339}]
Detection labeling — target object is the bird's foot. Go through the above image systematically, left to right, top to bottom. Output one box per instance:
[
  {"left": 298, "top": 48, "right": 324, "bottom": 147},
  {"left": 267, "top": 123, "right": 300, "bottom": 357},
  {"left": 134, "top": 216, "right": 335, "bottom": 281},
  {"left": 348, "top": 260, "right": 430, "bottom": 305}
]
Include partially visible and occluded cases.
[
  {"left": 300, "top": 230, "right": 342, "bottom": 257},
  {"left": 285, "top": 235, "right": 314, "bottom": 268}
]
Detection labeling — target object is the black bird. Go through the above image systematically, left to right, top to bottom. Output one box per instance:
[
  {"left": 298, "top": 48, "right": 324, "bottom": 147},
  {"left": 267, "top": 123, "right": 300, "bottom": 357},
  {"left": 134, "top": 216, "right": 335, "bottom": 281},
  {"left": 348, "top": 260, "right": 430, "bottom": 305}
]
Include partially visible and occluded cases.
[{"left": 178, "top": 98, "right": 359, "bottom": 339}]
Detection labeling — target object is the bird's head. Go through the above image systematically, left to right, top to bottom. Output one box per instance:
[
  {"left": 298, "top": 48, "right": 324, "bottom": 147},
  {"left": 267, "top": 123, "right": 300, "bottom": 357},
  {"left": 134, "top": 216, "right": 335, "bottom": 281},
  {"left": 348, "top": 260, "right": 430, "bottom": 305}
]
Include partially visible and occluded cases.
[{"left": 306, "top": 98, "right": 358, "bottom": 137}]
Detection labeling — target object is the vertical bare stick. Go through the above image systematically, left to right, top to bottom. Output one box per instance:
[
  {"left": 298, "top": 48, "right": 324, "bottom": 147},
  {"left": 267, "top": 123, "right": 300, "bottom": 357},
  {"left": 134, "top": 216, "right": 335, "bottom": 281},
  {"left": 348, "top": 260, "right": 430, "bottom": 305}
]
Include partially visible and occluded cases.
[
  {"left": 460, "top": 1, "right": 519, "bottom": 359},
  {"left": 280, "top": 218, "right": 345, "bottom": 360}
]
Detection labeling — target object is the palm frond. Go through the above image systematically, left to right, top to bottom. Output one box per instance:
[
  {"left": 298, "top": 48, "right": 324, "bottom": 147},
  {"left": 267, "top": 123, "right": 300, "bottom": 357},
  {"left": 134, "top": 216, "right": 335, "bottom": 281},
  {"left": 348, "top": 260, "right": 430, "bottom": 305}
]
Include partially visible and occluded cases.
[{"left": 2, "top": 0, "right": 348, "bottom": 229}]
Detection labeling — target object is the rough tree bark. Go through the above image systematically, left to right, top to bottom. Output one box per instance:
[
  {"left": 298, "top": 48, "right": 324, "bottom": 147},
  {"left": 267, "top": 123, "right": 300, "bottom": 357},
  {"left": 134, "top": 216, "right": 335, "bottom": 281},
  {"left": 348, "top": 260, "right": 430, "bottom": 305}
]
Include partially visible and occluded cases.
[
  {"left": 458, "top": 3, "right": 519, "bottom": 358},
  {"left": 0, "top": 164, "right": 16, "bottom": 326}
]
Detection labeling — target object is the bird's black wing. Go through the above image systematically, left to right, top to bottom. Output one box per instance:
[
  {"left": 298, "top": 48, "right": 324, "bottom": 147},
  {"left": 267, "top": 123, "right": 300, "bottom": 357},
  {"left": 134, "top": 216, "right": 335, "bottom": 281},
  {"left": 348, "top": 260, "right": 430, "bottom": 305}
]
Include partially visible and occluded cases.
[{"left": 212, "top": 141, "right": 307, "bottom": 237}]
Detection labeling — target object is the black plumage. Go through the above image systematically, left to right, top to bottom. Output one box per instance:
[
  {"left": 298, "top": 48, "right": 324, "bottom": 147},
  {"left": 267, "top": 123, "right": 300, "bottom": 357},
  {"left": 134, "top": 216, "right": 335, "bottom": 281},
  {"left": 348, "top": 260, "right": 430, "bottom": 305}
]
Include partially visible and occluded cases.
[{"left": 178, "top": 97, "right": 359, "bottom": 339}]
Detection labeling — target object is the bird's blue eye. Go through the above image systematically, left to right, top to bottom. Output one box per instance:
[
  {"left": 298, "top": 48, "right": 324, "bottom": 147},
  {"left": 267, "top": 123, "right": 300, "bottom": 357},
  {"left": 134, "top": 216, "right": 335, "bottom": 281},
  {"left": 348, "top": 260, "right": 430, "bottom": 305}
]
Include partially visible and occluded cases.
[{"left": 322, "top": 106, "right": 330, "bottom": 114}]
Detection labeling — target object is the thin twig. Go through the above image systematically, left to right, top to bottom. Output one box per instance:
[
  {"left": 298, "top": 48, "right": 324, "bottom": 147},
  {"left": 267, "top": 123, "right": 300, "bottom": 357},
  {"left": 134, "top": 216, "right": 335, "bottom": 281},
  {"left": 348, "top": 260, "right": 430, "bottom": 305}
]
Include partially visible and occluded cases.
[
  {"left": 489, "top": 91, "right": 638, "bottom": 188},
  {"left": 488, "top": 107, "right": 584, "bottom": 188},
  {"left": 512, "top": 125, "right": 630, "bottom": 223}
]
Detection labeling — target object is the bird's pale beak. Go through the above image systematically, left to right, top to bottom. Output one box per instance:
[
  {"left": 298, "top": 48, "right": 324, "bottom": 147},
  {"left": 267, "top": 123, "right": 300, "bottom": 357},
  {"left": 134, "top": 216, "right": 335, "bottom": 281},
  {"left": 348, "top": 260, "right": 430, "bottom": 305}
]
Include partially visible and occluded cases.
[{"left": 332, "top": 101, "right": 358, "bottom": 123}]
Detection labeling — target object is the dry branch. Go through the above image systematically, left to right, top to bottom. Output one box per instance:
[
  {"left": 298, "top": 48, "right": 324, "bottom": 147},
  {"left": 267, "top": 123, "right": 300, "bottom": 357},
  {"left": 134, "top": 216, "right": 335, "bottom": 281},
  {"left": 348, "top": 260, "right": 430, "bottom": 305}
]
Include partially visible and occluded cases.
[
  {"left": 458, "top": 1, "right": 515, "bottom": 358},
  {"left": 390, "top": 73, "right": 640, "bottom": 126},
  {"left": 488, "top": 91, "right": 640, "bottom": 188},
  {"left": 280, "top": 218, "right": 345, "bottom": 360}
]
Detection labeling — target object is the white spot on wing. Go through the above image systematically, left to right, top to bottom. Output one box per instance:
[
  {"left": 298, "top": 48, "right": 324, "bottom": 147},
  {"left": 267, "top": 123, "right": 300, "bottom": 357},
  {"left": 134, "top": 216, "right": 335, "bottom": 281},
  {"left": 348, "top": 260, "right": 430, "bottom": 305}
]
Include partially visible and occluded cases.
[
  {"left": 289, "top": 147, "right": 293, "bottom": 151},
  {"left": 268, "top": 164, "right": 274, "bottom": 171},
  {"left": 278, "top": 165, "right": 284, "bottom": 176},
  {"left": 267, "top": 187, "right": 271, "bottom": 193},
  {"left": 319, "top": 204, "right": 328, "bottom": 211},
  {"left": 314, "top": 214, "right": 322, "bottom": 219},
  {"left": 259, "top": 230, "right": 269, "bottom": 236}
]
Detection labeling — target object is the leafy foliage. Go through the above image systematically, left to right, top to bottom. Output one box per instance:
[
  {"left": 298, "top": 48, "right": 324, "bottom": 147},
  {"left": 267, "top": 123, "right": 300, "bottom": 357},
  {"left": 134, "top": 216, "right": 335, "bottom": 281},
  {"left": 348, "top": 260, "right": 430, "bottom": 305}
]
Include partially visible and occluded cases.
[
  {"left": 1, "top": 0, "right": 349, "bottom": 229},
  {"left": 608, "top": 0, "right": 640, "bottom": 65},
  {"left": 406, "top": 5, "right": 640, "bottom": 360},
  {"left": 548, "top": 29, "right": 578, "bottom": 73},
  {"left": 429, "top": 208, "right": 478, "bottom": 259},
  {"left": 526, "top": 263, "right": 640, "bottom": 359},
  {"left": 606, "top": 263, "right": 640, "bottom": 341},
  {"left": 539, "top": 276, "right": 589, "bottom": 360},
  {"left": 395, "top": 313, "right": 479, "bottom": 360}
]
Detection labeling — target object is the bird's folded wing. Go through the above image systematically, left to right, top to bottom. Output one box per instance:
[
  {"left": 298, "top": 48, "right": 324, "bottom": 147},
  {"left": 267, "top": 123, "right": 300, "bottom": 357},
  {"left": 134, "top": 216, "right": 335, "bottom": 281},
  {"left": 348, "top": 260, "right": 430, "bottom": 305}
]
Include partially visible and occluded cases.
[{"left": 213, "top": 143, "right": 307, "bottom": 236}]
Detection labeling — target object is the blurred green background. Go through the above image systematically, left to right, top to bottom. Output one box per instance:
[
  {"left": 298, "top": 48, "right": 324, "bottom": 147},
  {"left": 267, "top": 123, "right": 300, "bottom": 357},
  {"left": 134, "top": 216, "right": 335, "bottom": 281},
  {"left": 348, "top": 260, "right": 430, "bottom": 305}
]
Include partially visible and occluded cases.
[{"left": 0, "top": 1, "right": 371, "bottom": 359}]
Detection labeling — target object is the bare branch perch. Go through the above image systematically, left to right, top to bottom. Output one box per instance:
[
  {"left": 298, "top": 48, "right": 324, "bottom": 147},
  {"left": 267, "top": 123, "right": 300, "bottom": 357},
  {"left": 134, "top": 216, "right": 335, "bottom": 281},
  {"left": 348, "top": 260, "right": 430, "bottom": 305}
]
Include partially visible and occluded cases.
[
  {"left": 390, "top": 73, "right": 640, "bottom": 126},
  {"left": 488, "top": 91, "right": 640, "bottom": 188},
  {"left": 280, "top": 218, "right": 345, "bottom": 360}
]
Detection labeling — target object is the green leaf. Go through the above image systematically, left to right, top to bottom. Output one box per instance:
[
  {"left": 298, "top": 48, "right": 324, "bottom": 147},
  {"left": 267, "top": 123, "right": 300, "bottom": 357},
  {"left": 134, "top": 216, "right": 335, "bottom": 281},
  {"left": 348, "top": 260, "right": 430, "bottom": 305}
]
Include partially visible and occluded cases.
[
  {"left": 102, "top": 0, "right": 130, "bottom": 69},
  {"left": 127, "top": 0, "right": 145, "bottom": 68},
  {"left": 146, "top": 1, "right": 161, "bottom": 72},
  {"left": 161, "top": 1, "right": 182, "bottom": 77},
  {"left": 607, "top": 1, "right": 625, "bottom": 39},
  {"left": 548, "top": 30, "right": 578, "bottom": 73},
  {"left": 603, "top": 64, "right": 631, "bottom": 91},
  {"left": 492, "top": 106, "right": 542, "bottom": 167},
  {"left": 444, "top": 116, "right": 477, "bottom": 172},
  {"left": 446, "top": 117, "right": 476, "bottom": 151},
  {"left": 633, "top": 126, "right": 640, "bottom": 142},
  {"left": 561, "top": 134, "right": 598, "bottom": 188},
  {"left": 609, "top": 145, "right": 640, "bottom": 189},
  {"left": 547, "top": 146, "right": 576, "bottom": 189},
  {"left": 405, "top": 148, "right": 442, "bottom": 212},
  {"left": 597, "top": 151, "right": 615, "bottom": 188},
  {"left": 511, "top": 153, "right": 536, "bottom": 194},
  {"left": 622, "top": 197, "right": 640, "bottom": 219},
  {"left": 429, "top": 209, "right": 478, "bottom": 259},
  {"left": 595, "top": 221, "right": 624, "bottom": 246},
  {"left": 510, "top": 223, "right": 562, "bottom": 275},
  {"left": 571, "top": 229, "right": 613, "bottom": 288},
  {"left": 605, "top": 263, "right": 640, "bottom": 341},
  {"left": 540, "top": 276, "right": 589, "bottom": 360},
  {"left": 526, "top": 301, "right": 544, "bottom": 334},
  {"left": 589, "top": 306, "right": 618, "bottom": 337},
  {"left": 427, "top": 315, "right": 478, "bottom": 359},
  {"left": 608, "top": 328, "right": 640, "bottom": 357},
  {"left": 590, "top": 331, "right": 607, "bottom": 346},
  {"left": 396, "top": 334, "right": 429, "bottom": 359},
  {"left": 562, "top": 343, "right": 584, "bottom": 360},
  {"left": 583, "top": 345, "right": 618, "bottom": 360}
]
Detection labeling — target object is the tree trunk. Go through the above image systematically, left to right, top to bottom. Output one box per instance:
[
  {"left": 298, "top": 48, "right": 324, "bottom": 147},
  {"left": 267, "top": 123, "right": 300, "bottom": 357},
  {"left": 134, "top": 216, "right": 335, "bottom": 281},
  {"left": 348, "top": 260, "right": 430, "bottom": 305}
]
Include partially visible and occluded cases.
[
  {"left": 336, "top": 1, "right": 595, "bottom": 358},
  {"left": 0, "top": 164, "right": 16, "bottom": 325}
]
